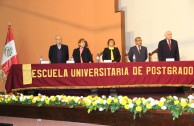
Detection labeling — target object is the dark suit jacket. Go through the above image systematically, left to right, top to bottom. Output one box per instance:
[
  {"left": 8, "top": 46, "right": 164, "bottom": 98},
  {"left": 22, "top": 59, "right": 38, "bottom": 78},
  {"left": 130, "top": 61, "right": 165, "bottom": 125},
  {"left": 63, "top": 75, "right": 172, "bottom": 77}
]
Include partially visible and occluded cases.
[
  {"left": 158, "top": 39, "right": 180, "bottom": 61},
  {"left": 49, "top": 44, "right": 69, "bottom": 63},
  {"left": 128, "top": 46, "right": 148, "bottom": 62},
  {"left": 73, "top": 47, "right": 93, "bottom": 63},
  {"left": 102, "top": 47, "right": 121, "bottom": 62}
]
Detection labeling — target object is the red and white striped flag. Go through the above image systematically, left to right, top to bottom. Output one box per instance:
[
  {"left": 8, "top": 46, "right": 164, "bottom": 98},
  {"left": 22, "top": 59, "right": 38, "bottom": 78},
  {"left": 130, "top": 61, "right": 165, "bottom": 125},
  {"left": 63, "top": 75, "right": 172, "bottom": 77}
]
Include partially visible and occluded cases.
[{"left": 1, "top": 24, "right": 19, "bottom": 76}]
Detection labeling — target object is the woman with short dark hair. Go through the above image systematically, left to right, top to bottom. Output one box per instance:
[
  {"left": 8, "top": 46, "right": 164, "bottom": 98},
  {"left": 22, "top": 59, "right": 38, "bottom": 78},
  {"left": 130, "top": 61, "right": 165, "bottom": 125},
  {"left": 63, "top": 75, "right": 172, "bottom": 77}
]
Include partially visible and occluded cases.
[
  {"left": 72, "top": 38, "right": 93, "bottom": 63},
  {"left": 102, "top": 39, "right": 121, "bottom": 62}
]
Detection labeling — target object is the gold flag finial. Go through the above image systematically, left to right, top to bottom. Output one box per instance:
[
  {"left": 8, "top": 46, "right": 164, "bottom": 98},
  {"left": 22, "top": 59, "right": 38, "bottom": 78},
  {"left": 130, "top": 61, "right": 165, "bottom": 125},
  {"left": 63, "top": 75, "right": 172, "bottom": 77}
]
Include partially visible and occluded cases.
[{"left": 8, "top": 21, "right": 11, "bottom": 26}]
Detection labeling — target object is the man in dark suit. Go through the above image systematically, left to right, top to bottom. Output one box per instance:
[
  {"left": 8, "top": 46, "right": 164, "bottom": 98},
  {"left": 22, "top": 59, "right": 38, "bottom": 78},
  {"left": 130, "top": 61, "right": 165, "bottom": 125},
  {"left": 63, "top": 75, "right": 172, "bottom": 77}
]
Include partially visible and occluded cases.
[
  {"left": 158, "top": 31, "right": 180, "bottom": 61},
  {"left": 49, "top": 35, "right": 69, "bottom": 63},
  {"left": 128, "top": 37, "right": 148, "bottom": 62},
  {"left": 102, "top": 39, "right": 121, "bottom": 62}
]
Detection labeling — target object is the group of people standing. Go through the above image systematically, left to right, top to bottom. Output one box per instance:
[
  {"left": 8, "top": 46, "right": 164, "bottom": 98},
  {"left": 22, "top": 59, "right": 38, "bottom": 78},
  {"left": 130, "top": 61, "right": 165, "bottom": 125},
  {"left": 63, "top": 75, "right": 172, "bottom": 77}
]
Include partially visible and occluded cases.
[
  {"left": 49, "top": 31, "right": 180, "bottom": 63},
  {"left": 49, "top": 36, "right": 122, "bottom": 63}
]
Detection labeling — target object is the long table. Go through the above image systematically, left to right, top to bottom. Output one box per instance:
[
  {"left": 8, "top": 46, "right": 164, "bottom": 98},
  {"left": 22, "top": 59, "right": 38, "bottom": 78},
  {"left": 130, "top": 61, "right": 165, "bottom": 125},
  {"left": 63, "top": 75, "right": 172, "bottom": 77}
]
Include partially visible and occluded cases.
[{"left": 6, "top": 61, "right": 194, "bottom": 93}]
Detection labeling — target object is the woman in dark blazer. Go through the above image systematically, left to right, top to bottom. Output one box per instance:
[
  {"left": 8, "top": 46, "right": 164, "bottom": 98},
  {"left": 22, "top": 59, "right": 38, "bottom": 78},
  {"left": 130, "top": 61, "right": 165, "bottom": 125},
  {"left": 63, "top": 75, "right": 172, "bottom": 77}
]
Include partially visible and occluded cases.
[
  {"left": 73, "top": 38, "right": 93, "bottom": 63},
  {"left": 102, "top": 39, "right": 121, "bottom": 62}
]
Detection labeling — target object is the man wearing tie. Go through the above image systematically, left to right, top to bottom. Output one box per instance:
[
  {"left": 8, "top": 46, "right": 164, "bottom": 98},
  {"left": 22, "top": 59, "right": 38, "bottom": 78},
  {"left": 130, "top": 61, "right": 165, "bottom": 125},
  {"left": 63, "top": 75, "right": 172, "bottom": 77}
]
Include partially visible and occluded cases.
[
  {"left": 158, "top": 31, "right": 180, "bottom": 61},
  {"left": 49, "top": 35, "right": 69, "bottom": 63},
  {"left": 128, "top": 37, "right": 148, "bottom": 62}
]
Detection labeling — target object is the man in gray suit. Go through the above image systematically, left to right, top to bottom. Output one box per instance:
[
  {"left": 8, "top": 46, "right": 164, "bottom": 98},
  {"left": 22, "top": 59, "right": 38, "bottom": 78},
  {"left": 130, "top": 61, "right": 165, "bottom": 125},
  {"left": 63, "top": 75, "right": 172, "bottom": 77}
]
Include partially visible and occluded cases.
[{"left": 128, "top": 37, "right": 148, "bottom": 62}]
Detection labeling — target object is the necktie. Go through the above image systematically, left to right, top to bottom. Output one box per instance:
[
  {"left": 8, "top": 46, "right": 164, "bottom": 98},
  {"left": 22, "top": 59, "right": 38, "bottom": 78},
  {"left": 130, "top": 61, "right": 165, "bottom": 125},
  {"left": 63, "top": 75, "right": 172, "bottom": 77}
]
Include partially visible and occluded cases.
[
  {"left": 168, "top": 40, "right": 171, "bottom": 50},
  {"left": 138, "top": 46, "right": 141, "bottom": 53},
  {"left": 109, "top": 47, "right": 114, "bottom": 61}
]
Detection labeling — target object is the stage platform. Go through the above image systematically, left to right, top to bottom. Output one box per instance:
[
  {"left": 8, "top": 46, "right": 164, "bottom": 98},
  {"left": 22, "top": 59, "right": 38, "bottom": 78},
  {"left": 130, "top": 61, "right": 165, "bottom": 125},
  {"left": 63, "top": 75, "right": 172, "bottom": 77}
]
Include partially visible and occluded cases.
[
  {"left": 0, "top": 92, "right": 194, "bottom": 126},
  {"left": 0, "top": 102, "right": 194, "bottom": 126}
]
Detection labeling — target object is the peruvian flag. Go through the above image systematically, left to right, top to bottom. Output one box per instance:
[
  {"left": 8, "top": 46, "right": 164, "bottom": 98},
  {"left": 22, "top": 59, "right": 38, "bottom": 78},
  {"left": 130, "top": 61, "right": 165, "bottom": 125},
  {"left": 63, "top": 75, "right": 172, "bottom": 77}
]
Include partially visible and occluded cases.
[{"left": 1, "top": 24, "right": 19, "bottom": 76}]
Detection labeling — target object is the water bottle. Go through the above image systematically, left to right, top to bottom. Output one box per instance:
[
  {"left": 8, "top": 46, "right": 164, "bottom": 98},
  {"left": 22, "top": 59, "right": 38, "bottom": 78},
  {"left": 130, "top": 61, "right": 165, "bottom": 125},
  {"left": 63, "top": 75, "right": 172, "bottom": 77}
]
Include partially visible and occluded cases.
[
  {"left": 96, "top": 54, "right": 100, "bottom": 63},
  {"left": 132, "top": 54, "right": 136, "bottom": 62},
  {"left": 40, "top": 56, "right": 43, "bottom": 64},
  {"left": 71, "top": 57, "right": 74, "bottom": 61}
]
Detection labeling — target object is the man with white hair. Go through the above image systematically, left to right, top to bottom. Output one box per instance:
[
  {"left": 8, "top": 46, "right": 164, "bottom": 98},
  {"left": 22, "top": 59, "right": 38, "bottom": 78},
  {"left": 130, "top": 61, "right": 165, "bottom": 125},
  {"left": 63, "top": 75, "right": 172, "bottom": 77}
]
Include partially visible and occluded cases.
[
  {"left": 158, "top": 31, "right": 180, "bottom": 61},
  {"left": 49, "top": 35, "right": 69, "bottom": 63}
]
